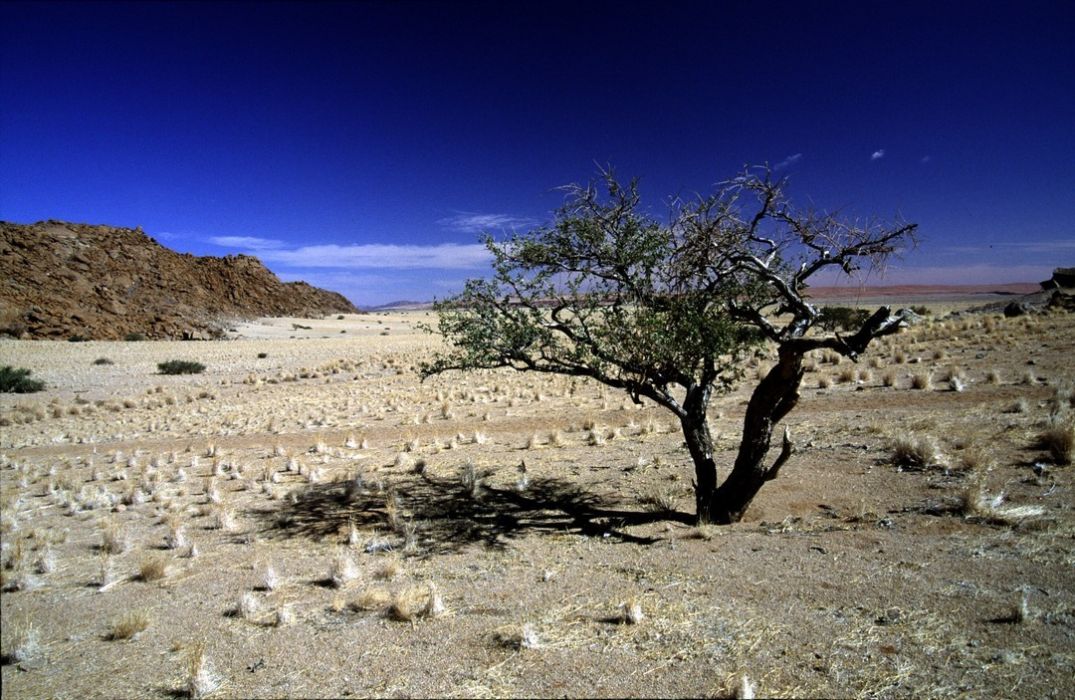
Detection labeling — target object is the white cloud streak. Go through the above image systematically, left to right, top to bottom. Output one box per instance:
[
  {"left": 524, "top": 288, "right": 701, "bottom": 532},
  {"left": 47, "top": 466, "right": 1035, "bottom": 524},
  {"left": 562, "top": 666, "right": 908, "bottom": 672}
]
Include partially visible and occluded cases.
[
  {"left": 870, "top": 149, "right": 885, "bottom": 161},
  {"left": 774, "top": 153, "right": 803, "bottom": 170},
  {"left": 437, "top": 212, "right": 537, "bottom": 233},
  {"left": 208, "top": 235, "right": 284, "bottom": 249},
  {"left": 941, "top": 239, "right": 1075, "bottom": 254},
  {"left": 256, "top": 243, "right": 492, "bottom": 269},
  {"left": 811, "top": 263, "right": 1049, "bottom": 286}
]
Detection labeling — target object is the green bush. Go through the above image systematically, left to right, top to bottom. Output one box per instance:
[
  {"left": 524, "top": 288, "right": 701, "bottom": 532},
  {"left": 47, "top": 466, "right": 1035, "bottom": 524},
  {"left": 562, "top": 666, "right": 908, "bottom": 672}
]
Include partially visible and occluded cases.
[
  {"left": 124, "top": 332, "right": 145, "bottom": 341},
  {"left": 68, "top": 334, "right": 89, "bottom": 342},
  {"left": 157, "top": 360, "right": 206, "bottom": 375},
  {"left": 0, "top": 366, "right": 46, "bottom": 393}
]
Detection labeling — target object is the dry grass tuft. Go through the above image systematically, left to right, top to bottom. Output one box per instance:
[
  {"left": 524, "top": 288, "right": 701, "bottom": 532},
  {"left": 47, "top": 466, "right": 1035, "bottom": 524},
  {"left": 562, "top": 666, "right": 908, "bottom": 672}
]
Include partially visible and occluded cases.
[
  {"left": 910, "top": 372, "right": 932, "bottom": 390},
  {"left": 1035, "top": 421, "right": 1074, "bottom": 465},
  {"left": 890, "top": 436, "right": 941, "bottom": 470},
  {"left": 960, "top": 474, "right": 1045, "bottom": 524},
  {"left": 101, "top": 522, "right": 128, "bottom": 554},
  {"left": 329, "top": 550, "right": 359, "bottom": 588},
  {"left": 138, "top": 555, "right": 169, "bottom": 582},
  {"left": 257, "top": 561, "right": 279, "bottom": 591},
  {"left": 387, "top": 582, "right": 446, "bottom": 621},
  {"left": 353, "top": 587, "right": 393, "bottom": 612},
  {"left": 237, "top": 592, "right": 260, "bottom": 621},
  {"left": 620, "top": 597, "right": 644, "bottom": 624},
  {"left": 274, "top": 603, "right": 296, "bottom": 627},
  {"left": 109, "top": 610, "right": 151, "bottom": 640},
  {"left": 1, "top": 619, "right": 40, "bottom": 664},
  {"left": 497, "top": 623, "right": 542, "bottom": 650},
  {"left": 185, "top": 642, "right": 223, "bottom": 699}
]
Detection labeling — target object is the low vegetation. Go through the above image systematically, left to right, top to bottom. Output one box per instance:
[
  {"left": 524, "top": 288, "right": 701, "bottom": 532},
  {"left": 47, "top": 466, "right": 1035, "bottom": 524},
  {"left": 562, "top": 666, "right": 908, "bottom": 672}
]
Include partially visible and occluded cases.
[
  {"left": 0, "top": 306, "right": 1071, "bottom": 698},
  {"left": 157, "top": 360, "right": 206, "bottom": 375},
  {"left": 0, "top": 366, "right": 45, "bottom": 393}
]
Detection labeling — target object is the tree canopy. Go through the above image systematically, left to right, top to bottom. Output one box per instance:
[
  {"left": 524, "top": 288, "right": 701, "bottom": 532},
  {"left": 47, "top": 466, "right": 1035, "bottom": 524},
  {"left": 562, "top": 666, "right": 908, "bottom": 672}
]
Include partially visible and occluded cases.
[{"left": 423, "top": 167, "right": 917, "bottom": 523}]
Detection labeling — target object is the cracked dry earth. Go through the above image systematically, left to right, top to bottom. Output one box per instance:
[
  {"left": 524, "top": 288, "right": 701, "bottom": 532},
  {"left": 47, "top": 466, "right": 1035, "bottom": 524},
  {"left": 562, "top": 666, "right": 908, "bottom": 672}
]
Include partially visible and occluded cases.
[{"left": 1, "top": 306, "right": 1073, "bottom": 698}]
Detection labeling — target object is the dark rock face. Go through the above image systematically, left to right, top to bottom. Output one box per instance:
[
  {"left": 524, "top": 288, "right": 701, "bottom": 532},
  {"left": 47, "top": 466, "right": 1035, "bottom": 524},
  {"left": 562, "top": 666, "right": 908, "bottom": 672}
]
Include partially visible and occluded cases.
[
  {"left": 0, "top": 220, "right": 359, "bottom": 339},
  {"left": 1040, "top": 267, "right": 1075, "bottom": 290},
  {"left": 1003, "top": 301, "right": 1030, "bottom": 318}
]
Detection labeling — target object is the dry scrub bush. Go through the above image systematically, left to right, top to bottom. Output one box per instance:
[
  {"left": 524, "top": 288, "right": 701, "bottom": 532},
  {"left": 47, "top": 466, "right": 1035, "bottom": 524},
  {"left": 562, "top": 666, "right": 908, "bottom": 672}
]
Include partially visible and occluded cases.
[
  {"left": 910, "top": 372, "right": 932, "bottom": 390},
  {"left": 1036, "top": 421, "right": 1074, "bottom": 465},
  {"left": 890, "top": 436, "right": 941, "bottom": 470},
  {"left": 329, "top": 550, "right": 359, "bottom": 588},
  {"left": 138, "top": 555, "right": 169, "bottom": 582},
  {"left": 353, "top": 587, "right": 392, "bottom": 611},
  {"left": 109, "top": 610, "right": 151, "bottom": 640},
  {"left": 185, "top": 642, "right": 222, "bottom": 699}
]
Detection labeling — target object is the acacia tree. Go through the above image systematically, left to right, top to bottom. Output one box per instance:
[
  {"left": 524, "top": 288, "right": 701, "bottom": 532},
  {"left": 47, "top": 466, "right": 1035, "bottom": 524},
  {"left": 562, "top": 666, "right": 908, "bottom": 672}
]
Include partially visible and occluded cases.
[{"left": 422, "top": 168, "right": 917, "bottom": 524}]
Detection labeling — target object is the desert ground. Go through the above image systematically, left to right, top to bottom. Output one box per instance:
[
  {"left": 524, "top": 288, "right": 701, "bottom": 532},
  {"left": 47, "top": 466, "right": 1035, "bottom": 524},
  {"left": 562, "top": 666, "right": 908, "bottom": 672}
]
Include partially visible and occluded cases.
[{"left": 1, "top": 297, "right": 1073, "bottom": 698}]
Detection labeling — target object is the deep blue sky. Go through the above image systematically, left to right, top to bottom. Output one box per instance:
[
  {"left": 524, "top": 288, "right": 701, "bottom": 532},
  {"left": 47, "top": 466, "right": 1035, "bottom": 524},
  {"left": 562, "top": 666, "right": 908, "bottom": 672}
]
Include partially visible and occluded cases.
[{"left": 2, "top": 1, "right": 1073, "bottom": 305}]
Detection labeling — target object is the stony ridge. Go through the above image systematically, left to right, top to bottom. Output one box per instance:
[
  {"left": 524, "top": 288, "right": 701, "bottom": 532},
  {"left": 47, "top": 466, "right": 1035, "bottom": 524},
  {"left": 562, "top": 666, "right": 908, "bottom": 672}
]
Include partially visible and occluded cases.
[{"left": 0, "top": 220, "right": 358, "bottom": 339}]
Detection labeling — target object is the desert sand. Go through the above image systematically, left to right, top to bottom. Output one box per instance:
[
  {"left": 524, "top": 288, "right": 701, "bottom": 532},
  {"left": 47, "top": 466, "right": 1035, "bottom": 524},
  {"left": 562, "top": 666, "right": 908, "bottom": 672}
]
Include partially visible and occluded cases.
[{"left": 2, "top": 300, "right": 1073, "bottom": 698}]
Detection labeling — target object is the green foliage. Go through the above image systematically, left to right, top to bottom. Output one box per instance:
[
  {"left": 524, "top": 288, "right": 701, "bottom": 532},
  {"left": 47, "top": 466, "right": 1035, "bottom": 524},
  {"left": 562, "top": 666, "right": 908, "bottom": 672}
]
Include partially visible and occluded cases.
[
  {"left": 423, "top": 167, "right": 917, "bottom": 523},
  {"left": 423, "top": 172, "right": 768, "bottom": 405},
  {"left": 816, "top": 306, "right": 872, "bottom": 332},
  {"left": 124, "top": 332, "right": 145, "bottom": 341},
  {"left": 67, "top": 334, "right": 89, "bottom": 342},
  {"left": 157, "top": 360, "right": 206, "bottom": 375},
  {"left": 0, "top": 366, "right": 46, "bottom": 393}
]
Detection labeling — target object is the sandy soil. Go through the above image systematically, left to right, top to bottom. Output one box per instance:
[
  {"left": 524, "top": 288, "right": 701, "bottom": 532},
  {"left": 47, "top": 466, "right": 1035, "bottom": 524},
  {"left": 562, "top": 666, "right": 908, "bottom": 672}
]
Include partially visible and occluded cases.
[{"left": 1, "top": 303, "right": 1073, "bottom": 698}]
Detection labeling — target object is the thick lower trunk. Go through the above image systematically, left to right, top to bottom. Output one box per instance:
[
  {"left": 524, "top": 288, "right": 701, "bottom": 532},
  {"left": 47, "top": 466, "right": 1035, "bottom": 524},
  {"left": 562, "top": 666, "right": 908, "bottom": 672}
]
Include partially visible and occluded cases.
[
  {"left": 685, "top": 308, "right": 909, "bottom": 524},
  {"left": 702, "top": 348, "right": 805, "bottom": 523},
  {"left": 679, "top": 388, "right": 720, "bottom": 524}
]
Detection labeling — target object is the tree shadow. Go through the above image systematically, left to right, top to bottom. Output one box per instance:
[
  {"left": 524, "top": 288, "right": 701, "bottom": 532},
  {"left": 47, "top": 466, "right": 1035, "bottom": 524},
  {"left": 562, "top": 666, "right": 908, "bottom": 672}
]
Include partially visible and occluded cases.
[{"left": 249, "top": 469, "right": 690, "bottom": 556}]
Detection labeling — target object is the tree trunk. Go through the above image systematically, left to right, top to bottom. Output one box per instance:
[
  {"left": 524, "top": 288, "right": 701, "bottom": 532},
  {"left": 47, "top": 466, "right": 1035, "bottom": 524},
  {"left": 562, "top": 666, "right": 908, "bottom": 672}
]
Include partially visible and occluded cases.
[
  {"left": 702, "top": 347, "right": 805, "bottom": 523},
  {"left": 680, "top": 387, "right": 720, "bottom": 524}
]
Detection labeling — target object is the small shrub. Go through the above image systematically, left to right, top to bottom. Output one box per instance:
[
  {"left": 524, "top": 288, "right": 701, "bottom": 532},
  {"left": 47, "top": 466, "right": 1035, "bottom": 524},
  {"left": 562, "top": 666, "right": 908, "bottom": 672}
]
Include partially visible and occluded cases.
[
  {"left": 123, "top": 332, "right": 145, "bottom": 342},
  {"left": 68, "top": 334, "right": 89, "bottom": 342},
  {"left": 256, "top": 352, "right": 268, "bottom": 359},
  {"left": 158, "top": 360, "right": 205, "bottom": 375},
  {"left": 0, "top": 366, "right": 45, "bottom": 393},
  {"left": 910, "top": 372, "right": 932, "bottom": 390},
  {"left": 1036, "top": 421, "right": 1074, "bottom": 465},
  {"left": 890, "top": 436, "right": 941, "bottom": 470},
  {"left": 138, "top": 555, "right": 169, "bottom": 582},
  {"left": 109, "top": 610, "right": 151, "bottom": 640},
  {"left": 185, "top": 642, "right": 222, "bottom": 699}
]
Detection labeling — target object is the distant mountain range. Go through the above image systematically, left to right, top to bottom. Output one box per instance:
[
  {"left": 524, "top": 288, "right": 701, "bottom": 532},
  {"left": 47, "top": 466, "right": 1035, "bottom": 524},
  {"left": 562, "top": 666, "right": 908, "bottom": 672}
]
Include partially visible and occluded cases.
[
  {"left": 0, "top": 220, "right": 358, "bottom": 339},
  {"left": 365, "top": 300, "right": 434, "bottom": 311}
]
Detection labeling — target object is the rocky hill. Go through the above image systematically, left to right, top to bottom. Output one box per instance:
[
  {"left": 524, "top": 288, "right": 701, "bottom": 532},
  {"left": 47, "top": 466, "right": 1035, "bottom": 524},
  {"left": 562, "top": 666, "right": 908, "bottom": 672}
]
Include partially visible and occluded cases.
[{"left": 0, "top": 220, "right": 359, "bottom": 340}]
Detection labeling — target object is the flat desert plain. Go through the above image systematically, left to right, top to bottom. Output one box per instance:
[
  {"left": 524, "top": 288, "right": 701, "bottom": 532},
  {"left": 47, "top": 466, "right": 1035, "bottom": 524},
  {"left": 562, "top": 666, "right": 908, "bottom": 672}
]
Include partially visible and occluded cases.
[{"left": 1, "top": 299, "right": 1073, "bottom": 698}]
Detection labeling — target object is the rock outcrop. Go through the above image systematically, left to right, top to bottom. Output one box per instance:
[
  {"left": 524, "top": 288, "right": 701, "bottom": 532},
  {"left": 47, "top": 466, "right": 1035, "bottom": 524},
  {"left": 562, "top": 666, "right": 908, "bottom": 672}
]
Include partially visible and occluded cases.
[{"left": 0, "top": 220, "right": 358, "bottom": 339}]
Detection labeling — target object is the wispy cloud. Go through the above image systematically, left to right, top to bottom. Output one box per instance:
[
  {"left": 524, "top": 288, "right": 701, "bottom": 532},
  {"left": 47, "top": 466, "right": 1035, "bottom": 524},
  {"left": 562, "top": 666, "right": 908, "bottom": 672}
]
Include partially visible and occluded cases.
[
  {"left": 870, "top": 149, "right": 885, "bottom": 161},
  {"left": 774, "top": 153, "right": 803, "bottom": 171},
  {"left": 437, "top": 212, "right": 537, "bottom": 234},
  {"left": 208, "top": 235, "right": 284, "bottom": 250},
  {"left": 942, "top": 239, "right": 1075, "bottom": 254},
  {"left": 256, "top": 243, "right": 492, "bottom": 269},
  {"left": 811, "top": 263, "right": 1050, "bottom": 286}
]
